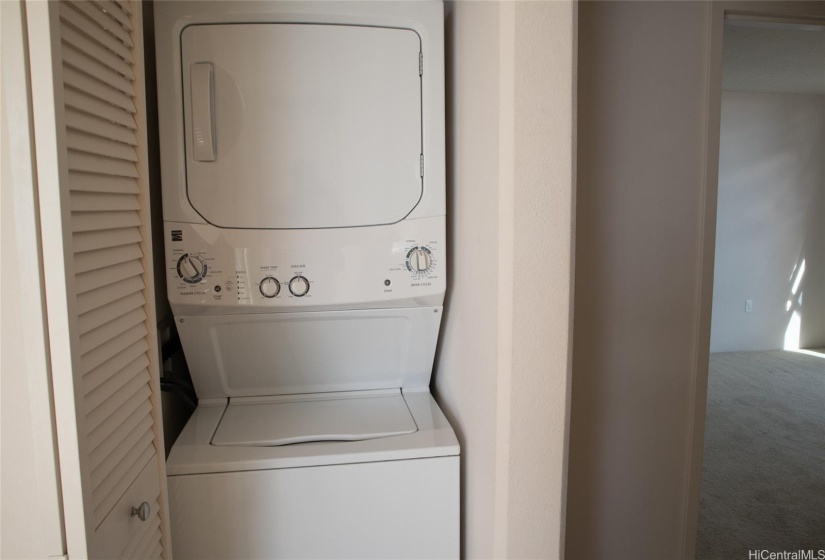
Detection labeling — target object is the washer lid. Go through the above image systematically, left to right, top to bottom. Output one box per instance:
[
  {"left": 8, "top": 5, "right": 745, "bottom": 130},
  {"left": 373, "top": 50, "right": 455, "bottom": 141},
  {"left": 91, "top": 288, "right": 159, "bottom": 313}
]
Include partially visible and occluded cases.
[
  {"left": 181, "top": 23, "right": 423, "bottom": 229},
  {"left": 211, "top": 390, "right": 417, "bottom": 447}
]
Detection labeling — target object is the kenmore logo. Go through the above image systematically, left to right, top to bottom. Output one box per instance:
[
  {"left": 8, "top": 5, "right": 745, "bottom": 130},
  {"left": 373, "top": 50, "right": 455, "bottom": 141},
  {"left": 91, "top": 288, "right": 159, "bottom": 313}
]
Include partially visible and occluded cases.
[{"left": 171, "top": 230, "right": 183, "bottom": 242}]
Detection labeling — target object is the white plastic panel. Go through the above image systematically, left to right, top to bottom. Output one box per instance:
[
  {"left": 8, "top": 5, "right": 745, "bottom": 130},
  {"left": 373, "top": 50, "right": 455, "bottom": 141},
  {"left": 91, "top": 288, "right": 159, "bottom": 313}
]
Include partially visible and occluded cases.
[
  {"left": 181, "top": 23, "right": 422, "bottom": 229},
  {"left": 164, "top": 217, "right": 445, "bottom": 315},
  {"left": 177, "top": 308, "right": 441, "bottom": 398},
  {"left": 212, "top": 390, "right": 417, "bottom": 446},
  {"left": 166, "top": 391, "right": 459, "bottom": 475},
  {"left": 169, "top": 455, "right": 459, "bottom": 560}
]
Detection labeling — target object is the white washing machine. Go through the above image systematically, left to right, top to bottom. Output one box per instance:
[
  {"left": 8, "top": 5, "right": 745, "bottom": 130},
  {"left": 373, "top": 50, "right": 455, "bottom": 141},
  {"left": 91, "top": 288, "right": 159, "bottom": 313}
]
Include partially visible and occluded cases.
[{"left": 154, "top": 1, "right": 458, "bottom": 558}]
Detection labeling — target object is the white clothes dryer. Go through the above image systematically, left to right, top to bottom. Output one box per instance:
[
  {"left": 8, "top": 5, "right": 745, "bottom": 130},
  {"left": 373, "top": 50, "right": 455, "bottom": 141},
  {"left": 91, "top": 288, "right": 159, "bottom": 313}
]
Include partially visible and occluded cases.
[{"left": 154, "top": 1, "right": 458, "bottom": 558}]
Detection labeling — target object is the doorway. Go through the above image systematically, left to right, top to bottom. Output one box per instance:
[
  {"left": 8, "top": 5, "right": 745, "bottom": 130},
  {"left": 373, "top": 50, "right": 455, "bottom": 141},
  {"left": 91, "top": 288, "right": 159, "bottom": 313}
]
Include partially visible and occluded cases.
[{"left": 697, "top": 17, "right": 825, "bottom": 559}]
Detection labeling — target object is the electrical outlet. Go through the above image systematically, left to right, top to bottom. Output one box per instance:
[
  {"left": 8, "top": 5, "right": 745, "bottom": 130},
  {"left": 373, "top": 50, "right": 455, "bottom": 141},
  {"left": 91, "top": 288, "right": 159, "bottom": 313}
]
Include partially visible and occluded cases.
[{"left": 745, "top": 299, "right": 753, "bottom": 313}]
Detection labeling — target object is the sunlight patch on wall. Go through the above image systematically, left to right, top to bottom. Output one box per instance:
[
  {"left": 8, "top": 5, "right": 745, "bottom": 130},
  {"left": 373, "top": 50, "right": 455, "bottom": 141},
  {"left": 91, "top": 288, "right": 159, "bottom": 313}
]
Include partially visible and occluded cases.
[{"left": 784, "top": 310, "right": 801, "bottom": 350}]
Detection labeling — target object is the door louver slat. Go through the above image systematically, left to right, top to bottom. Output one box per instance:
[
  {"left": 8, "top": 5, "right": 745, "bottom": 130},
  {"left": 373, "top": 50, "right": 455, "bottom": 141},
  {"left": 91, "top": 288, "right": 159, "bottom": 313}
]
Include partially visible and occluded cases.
[
  {"left": 54, "top": 0, "right": 167, "bottom": 554},
  {"left": 65, "top": 0, "right": 135, "bottom": 48},
  {"left": 93, "top": 0, "right": 134, "bottom": 32},
  {"left": 113, "top": 0, "right": 132, "bottom": 15},
  {"left": 59, "top": 2, "right": 134, "bottom": 63},
  {"left": 61, "top": 25, "right": 135, "bottom": 80},
  {"left": 62, "top": 43, "right": 135, "bottom": 96},
  {"left": 62, "top": 65, "right": 136, "bottom": 113},
  {"left": 64, "top": 88, "right": 137, "bottom": 130},
  {"left": 65, "top": 108, "right": 137, "bottom": 146},
  {"left": 67, "top": 130, "right": 139, "bottom": 163},
  {"left": 68, "top": 150, "right": 139, "bottom": 178},
  {"left": 69, "top": 172, "right": 139, "bottom": 194},
  {"left": 71, "top": 192, "right": 141, "bottom": 213},
  {"left": 72, "top": 210, "right": 141, "bottom": 232},
  {"left": 74, "top": 227, "right": 142, "bottom": 253},
  {"left": 73, "top": 242, "right": 142, "bottom": 273},
  {"left": 75, "top": 260, "right": 144, "bottom": 294},
  {"left": 76, "top": 275, "right": 144, "bottom": 315},
  {"left": 77, "top": 293, "right": 146, "bottom": 335},
  {"left": 79, "top": 307, "right": 146, "bottom": 356},
  {"left": 80, "top": 323, "right": 148, "bottom": 375},
  {"left": 83, "top": 350, "right": 149, "bottom": 399},
  {"left": 84, "top": 352, "right": 149, "bottom": 414},
  {"left": 85, "top": 373, "right": 150, "bottom": 434},
  {"left": 86, "top": 385, "right": 150, "bottom": 452},
  {"left": 88, "top": 399, "right": 152, "bottom": 465},
  {"left": 90, "top": 418, "right": 153, "bottom": 491},
  {"left": 92, "top": 440, "right": 154, "bottom": 526},
  {"left": 122, "top": 501, "right": 159, "bottom": 559},
  {"left": 127, "top": 516, "right": 161, "bottom": 560},
  {"left": 134, "top": 528, "right": 163, "bottom": 560},
  {"left": 147, "top": 542, "right": 163, "bottom": 560}
]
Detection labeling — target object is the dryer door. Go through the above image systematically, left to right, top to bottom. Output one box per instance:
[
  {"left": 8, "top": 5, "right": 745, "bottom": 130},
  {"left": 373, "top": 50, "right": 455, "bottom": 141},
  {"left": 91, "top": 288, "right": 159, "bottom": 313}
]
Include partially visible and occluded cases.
[{"left": 181, "top": 23, "right": 423, "bottom": 229}]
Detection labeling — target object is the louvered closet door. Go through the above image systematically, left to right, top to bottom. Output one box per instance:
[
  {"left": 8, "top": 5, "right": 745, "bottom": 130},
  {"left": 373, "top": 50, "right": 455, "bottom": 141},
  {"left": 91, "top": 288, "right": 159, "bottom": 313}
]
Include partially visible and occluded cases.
[{"left": 29, "top": 1, "right": 170, "bottom": 558}]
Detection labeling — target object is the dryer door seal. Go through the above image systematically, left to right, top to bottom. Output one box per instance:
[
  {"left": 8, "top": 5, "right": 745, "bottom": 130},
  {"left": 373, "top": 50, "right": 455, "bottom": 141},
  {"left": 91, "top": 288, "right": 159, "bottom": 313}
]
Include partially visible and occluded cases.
[
  {"left": 181, "top": 23, "right": 423, "bottom": 229},
  {"left": 211, "top": 390, "right": 418, "bottom": 447}
]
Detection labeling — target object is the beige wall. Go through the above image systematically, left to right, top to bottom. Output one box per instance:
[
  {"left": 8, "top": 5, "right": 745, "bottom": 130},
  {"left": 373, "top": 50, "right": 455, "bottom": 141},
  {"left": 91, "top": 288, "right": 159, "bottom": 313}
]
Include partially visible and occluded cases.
[
  {"left": 434, "top": 1, "right": 575, "bottom": 558},
  {"left": 433, "top": 2, "right": 500, "bottom": 556},
  {"left": 506, "top": 2, "right": 576, "bottom": 558},
  {"left": 568, "top": 2, "right": 713, "bottom": 558},
  {"left": 568, "top": 3, "right": 825, "bottom": 559}
]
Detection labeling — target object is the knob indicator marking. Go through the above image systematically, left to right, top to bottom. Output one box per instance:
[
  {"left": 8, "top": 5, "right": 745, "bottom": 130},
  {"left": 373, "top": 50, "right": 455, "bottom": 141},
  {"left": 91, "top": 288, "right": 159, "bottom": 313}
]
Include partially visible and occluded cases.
[
  {"left": 406, "top": 247, "right": 433, "bottom": 274},
  {"left": 176, "top": 254, "right": 207, "bottom": 283},
  {"left": 259, "top": 276, "right": 280, "bottom": 298},
  {"left": 289, "top": 276, "right": 310, "bottom": 297}
]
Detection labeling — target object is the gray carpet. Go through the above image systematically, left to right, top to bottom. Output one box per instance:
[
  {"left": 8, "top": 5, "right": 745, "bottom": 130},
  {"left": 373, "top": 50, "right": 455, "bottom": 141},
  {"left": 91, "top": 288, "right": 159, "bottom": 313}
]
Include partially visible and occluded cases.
[{"left": 697, "top": 350, "right": 825, "bottom": 559}]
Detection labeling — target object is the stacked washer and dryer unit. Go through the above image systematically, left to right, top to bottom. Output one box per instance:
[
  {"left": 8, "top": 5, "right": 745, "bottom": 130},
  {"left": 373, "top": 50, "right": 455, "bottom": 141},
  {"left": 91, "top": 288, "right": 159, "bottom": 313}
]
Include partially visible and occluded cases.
[{"left": 155, "top": 1, "right": 458, "bottom": 558}]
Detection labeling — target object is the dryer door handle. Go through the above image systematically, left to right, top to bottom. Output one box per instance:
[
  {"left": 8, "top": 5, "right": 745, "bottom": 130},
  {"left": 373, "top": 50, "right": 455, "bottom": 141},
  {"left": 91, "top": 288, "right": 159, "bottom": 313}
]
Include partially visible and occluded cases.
[{"left": 190, "top": 62, "right": 216, "bottom": 162}]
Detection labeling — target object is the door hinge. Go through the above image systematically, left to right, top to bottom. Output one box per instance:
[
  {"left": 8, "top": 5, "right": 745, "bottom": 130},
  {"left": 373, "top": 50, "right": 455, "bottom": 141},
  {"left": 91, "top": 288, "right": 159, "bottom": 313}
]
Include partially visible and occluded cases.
[
  {"left": 419, "top": 52, "right": 423, "bottom": 76},
  {"left": 420, "top": 154, "right": 424, "bottom": 177}
]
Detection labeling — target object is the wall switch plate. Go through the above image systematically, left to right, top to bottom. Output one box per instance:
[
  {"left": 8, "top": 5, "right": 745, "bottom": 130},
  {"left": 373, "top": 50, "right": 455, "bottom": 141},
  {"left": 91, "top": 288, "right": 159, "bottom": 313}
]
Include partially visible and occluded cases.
[{"left": 745, "top": 299, "right": 753, "bottom": 313}]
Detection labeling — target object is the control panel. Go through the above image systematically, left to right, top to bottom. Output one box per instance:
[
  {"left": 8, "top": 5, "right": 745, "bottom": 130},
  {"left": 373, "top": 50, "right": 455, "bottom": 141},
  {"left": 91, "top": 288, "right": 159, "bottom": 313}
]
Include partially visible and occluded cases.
[{"left": 165, "top": 217, "right": 445, "bottom": 313}]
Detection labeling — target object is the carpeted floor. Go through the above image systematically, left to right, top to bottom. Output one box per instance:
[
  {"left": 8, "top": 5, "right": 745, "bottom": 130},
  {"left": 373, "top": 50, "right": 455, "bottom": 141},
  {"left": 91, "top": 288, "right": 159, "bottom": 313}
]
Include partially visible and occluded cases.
[{"left": 697, "top": 350, "right": 825, "bottom": 559}]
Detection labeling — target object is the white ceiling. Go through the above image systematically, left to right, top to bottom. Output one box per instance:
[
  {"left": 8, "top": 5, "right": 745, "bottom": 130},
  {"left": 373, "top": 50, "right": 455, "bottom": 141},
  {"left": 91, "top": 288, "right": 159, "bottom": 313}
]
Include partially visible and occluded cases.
[{"left": 723, "top": 23, "right": 825, "bottom": 95}]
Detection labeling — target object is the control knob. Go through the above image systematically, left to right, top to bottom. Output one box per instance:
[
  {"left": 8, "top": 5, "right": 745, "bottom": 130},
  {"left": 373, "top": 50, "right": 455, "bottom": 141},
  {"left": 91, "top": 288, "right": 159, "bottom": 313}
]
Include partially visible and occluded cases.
[
  {"left": 406, "top": 247, "right": 433, "bottom": 273},
  {"left": 176, "top": 254, "right": 207, "bottom": 284},
  {"left": 259, "top": 276, "right": 280, "bottom": 298},
  {"left": 289, "top": 276, "right": 310, "bottom": 297}
]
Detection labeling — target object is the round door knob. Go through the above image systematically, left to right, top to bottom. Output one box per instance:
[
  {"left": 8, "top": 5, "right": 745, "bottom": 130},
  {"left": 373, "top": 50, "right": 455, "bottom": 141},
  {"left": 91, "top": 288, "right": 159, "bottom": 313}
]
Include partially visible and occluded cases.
[
  {"left": 407, "top": 247, "right": 432, "bottom": 273},
  {"left": 176, "top": 254, "right": 207, "bottom": 284},
  {"left": 259, "top": 276, "right": 280, "bottom": 298},
  {"left": 289, "top": 276, "right": 310, "bottom": 297},
  {"left": 131, "top": 501, "right": 150, "bottom": 522}
]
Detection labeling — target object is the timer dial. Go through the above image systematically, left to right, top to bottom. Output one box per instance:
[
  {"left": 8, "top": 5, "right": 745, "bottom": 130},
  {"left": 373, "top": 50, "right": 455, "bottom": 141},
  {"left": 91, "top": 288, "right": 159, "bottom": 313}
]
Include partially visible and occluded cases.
[
  {"left": 406, "top": 247, "right": 433, "bottom": 273},
  {"left": 176, "top": 254, "right": 207, "bottom": 284},
  {"left": 259, "top": 276, "right": 280, "bottom": 298},
  {"left": 289, "top": 276, "right": 310, "bottom": 297}
]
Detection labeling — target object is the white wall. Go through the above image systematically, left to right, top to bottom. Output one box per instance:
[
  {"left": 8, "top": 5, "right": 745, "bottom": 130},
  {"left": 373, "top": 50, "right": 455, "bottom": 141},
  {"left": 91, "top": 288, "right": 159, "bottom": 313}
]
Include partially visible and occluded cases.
[
  {"left": 1, "top": 1, "right": 65, "bottom": 557},
  {"left": 433, "top": 1, "right": 575, "bottom": 558},
  {"left": 710, "top": 92, "right": 825, "bottom": 352}
]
